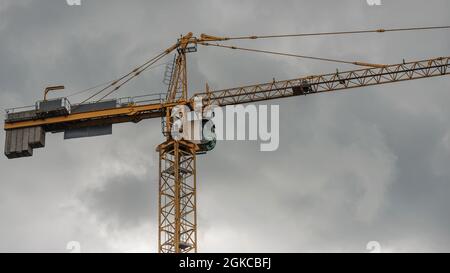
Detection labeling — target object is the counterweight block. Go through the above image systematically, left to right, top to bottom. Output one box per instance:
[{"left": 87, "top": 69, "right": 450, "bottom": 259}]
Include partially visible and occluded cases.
[{"left": 4, "top": 126, "right": 45, "bottom": 159}]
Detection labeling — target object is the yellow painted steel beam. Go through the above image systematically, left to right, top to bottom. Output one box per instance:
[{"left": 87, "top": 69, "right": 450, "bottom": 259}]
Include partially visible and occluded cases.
[
  {"left": 5, "top": 57, "right": 449, "bottom": 131},
  {"left": 4, "top": 102, "right": 185, "bottom": 130}
]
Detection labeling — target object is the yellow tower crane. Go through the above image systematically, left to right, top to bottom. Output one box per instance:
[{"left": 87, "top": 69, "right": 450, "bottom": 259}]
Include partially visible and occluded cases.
[{"left": 3, "top": 25, "right": 450, "bottom": 253}]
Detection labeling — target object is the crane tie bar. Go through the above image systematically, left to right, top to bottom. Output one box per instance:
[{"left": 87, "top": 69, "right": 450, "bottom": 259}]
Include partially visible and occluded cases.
[
  {"left": 202, "top": 25, "right": 450, "bottom": 41},
  {"left": 199, "top": 42, "right": 387, "bottom": 68}
]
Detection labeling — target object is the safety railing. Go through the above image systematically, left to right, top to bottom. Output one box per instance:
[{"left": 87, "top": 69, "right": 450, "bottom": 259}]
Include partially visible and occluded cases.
[
  {"left": 4, "top": 93, "right": 165, "bottom": 119},
  {"left": 4, "top": 105, "right": 36, "bottom": 115}
]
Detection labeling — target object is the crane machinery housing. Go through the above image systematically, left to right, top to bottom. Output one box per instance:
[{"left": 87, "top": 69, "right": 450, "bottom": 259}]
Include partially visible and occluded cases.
[{"left": 3, "top": 25, "right": 450, "bottom": 253}]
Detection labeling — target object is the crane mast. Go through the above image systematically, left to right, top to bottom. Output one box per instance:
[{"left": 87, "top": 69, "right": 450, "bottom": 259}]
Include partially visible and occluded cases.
[
  {"left": 3, "top": 28, "right": 450, "bottom": 253},
  {"left": 158, "top": 33, "right": 199, "bottom": 253}
]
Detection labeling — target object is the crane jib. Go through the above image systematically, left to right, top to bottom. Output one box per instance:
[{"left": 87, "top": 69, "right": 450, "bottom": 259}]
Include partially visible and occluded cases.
[
  {"left": 3, "top": 26, "right": 450, "bottom": 253},
  {"left": 3, "top": 56, "right": 450, "bottom": 159},
  {"left": 197, "top": 57, "right": 450, "bottom": 106}
]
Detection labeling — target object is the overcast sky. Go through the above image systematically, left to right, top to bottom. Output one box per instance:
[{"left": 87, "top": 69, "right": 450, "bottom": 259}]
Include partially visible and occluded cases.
[{"left": 1, "top": 0, "right": 450, "bottom": 253}]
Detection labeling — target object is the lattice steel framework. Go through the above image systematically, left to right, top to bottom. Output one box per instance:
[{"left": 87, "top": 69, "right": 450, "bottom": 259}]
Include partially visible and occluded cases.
[
  {"left": 3, "top": 29, "right": 450, "bottom": 254},
  {"left": 166, "top": 52, "right": 188, "bottom": 102},
  {"left": 195, "top": 57, "right": 450, "bottom": 106},
  {"left": 158, "top": 135, "right": 198, "bottom": 253}
]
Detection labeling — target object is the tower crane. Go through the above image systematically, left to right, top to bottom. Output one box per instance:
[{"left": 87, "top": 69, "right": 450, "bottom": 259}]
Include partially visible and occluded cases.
[{"left": 3, "top": 26, "right": 450, "bottom": 253}]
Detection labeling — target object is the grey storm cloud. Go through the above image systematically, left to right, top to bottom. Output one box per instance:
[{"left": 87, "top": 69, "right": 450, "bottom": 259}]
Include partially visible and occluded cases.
[
  {"left": 1, "top": 0, "right": 450, "bottom": 252},
  {"left": 79, "top": 172, "right": 156, "bottom": 231}
]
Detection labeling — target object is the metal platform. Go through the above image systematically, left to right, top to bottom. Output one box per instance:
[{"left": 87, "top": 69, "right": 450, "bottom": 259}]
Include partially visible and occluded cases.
[{"left": 4, "top": 93, "right": 165, "bottom": 158}]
